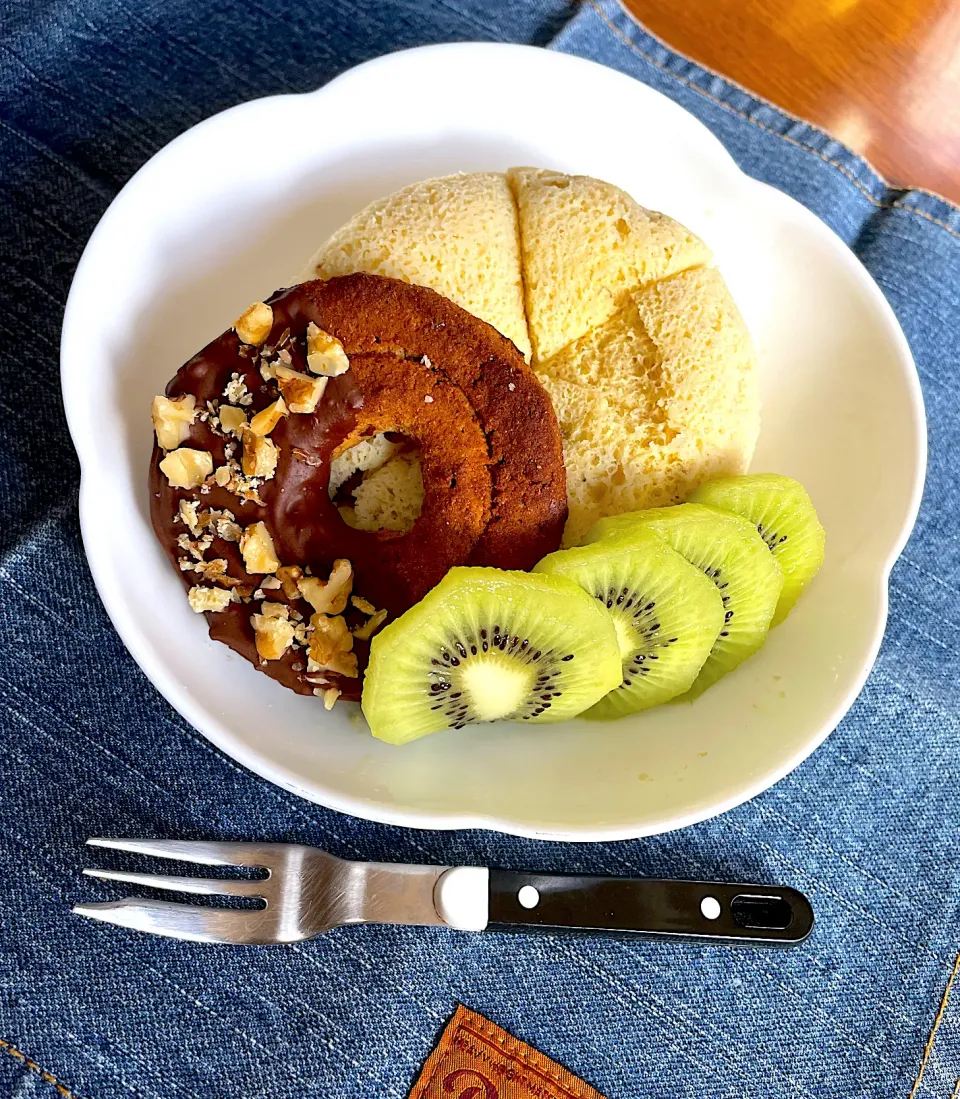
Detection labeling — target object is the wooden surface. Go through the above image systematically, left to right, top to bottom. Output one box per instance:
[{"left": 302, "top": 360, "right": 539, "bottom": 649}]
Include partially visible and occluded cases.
[{"left": 622, "top": 0, "right": 960, "bottom": 204}]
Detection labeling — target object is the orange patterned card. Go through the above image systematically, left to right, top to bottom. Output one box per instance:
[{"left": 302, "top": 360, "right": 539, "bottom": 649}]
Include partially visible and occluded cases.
[{"left": 408, "top": 1005, "right": 608, "bottom": 1099}]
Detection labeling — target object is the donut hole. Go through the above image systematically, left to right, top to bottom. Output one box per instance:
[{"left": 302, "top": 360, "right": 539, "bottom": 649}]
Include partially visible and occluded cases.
[{"left": 329, "top": 432, "right": 424, "bottom": 534}]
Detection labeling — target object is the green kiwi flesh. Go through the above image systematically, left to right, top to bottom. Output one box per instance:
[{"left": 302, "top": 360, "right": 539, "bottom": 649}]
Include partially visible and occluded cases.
[
  {"left": 691, "top": 473, "right": 825, "bottom": 625},
  {"left": 586, "top": 504, "right": 783, "bottom": 698},
  {"left": 534, "top": 529, "right": 724, "bottom": 718},
  {"left": 361, "top": 567, "right": 622, "bottom": 744}
]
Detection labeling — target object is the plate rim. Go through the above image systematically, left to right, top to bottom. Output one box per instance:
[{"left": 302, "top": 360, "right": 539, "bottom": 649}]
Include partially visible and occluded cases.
[{"left": 61, "top": 41, "right": 928, "bottom": 841}]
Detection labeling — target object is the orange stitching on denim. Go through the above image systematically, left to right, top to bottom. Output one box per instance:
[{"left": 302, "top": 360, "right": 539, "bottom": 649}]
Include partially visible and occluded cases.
[
  {"left": 586, "top": 0, "right": 960, "bottom": 242},
  {"left": 888, "top": 201, "right": 960, "bottom": 242},
  {"left": 908, "top": 951, "right": 960, "bottom": 1099},
  {"left": 411, "top": 1006, "right": 604, "bottom": 1099},
  {"left": 465, "top": 1016, "right": 597, "bottom": 1097},
  {"left": 0, "top": 1038, "right": 76, "bottom": 1098},
  {"left": 951, "top": 1077, "right": 960, "bottom": 1099}
]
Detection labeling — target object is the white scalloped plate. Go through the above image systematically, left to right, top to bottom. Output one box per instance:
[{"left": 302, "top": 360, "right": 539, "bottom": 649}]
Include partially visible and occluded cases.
[{"left": 61, "top": 43, "right": 926, "bottom": 840}]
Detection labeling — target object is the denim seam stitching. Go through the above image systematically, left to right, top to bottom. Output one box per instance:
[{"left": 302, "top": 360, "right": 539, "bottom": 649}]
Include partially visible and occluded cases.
[
  {"left": 585, "top": 0, "right": 960, "bottom": 242},
  {"left": 908, "top": 950, "right": 960, "bottom": 1099},
  {"left": 0, "top": 1038, "right": 77, "bottom": 1099}
]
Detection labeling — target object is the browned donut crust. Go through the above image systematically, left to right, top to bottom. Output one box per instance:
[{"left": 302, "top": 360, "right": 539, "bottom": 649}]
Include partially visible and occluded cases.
[
  {"left": 298, "top": 274, "right": 568, "bottom": 569},
  {"left": 149, "top": 275, "right": 566, "bottom": 701}
]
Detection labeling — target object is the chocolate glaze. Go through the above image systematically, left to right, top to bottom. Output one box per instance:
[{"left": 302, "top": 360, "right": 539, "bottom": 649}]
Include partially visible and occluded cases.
[{"left": 149, "top": 275, "right": 567, "bottom": 702}]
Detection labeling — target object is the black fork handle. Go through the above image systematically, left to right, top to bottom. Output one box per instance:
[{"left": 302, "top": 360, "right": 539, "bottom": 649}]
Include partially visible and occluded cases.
[{"left": 488, "top": 870, "right": 814, "bottom": 945}]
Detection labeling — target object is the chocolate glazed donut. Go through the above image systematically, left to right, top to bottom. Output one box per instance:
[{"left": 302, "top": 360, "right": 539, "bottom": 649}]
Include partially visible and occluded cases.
[{"left": 150, "top": 274, "right": 567, "bottom": 701}]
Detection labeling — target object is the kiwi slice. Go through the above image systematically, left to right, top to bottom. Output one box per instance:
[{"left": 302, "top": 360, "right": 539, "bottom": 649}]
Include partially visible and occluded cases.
[
  {"left": 691, "top": 473, "right": 825, "bottom": 625},
  {"left": 587, "top": 504, "right": 783, "bottom": 698},
  {"left": 534, "top": 529, "right": 725, "bottom": 719},
  {"left": 362, "top": 567, "right": 621, "bottom": 744}
]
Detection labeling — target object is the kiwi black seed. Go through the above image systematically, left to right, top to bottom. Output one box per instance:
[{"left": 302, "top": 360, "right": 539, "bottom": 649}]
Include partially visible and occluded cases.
[
  {"left": 691, "top": 473, "right": 825, "bottom": 625},
  {"left": 587, "top": 504, "right": 783, "bottom": 699},
  {"left": 535, "top": 528, "right": 724, "bottom": 717},
  {"left": 361, "top": 567, "right": 621, "bottom": 744}
]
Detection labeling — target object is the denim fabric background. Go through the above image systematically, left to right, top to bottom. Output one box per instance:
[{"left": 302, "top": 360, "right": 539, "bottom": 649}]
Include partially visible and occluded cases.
[{"left": 2, "top": 0, "right": 959, "bottom": 1096}]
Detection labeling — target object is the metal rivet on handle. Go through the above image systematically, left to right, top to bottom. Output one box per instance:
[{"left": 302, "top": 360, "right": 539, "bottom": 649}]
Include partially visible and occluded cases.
[
  {"left": 518, "top": 885, "right": 540, "bottom": 909},
  {"left": 700, "top": 896, "right": 721, "bottom": 920}
]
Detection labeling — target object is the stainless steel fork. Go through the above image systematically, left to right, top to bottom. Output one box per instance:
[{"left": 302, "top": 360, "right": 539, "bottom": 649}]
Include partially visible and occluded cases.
[{"left": 74, "top": 838, "right": 815, "bottom": 946}]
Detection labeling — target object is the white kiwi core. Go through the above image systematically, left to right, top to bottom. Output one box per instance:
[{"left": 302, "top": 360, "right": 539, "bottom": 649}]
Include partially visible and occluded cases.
[{"left": 460, "top": 655, "right": 537, "bottom": 723}]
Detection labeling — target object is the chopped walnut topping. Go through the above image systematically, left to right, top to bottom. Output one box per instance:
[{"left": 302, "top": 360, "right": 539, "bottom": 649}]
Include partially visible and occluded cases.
[
  {"left": 234, "top": 301, "right": 274, "bottom": 346},
  {"left": 306, "top": 322, "right": 350, "bottom": 376},
  {"left": 259, "top": 359, "right": 277, "bottom": 383},
  {"left": 275, "top": 364, "right": 327, "bottom": 414},
  {"left": 223, "top": 372, "right": 252, "bottom": 406},
  {"left": 152, "top": 394, "right": 197, "bottom": 451},
  {"left": 249, "top": 397, "right": 288, "bottom": 436},
  {"left": 218, "top": 405, "right": 247, "bottom": 435},
  {"left": 240, "top": 424, "right": 278, "bottom": 479},
  {"left": 292, "top": 447, "right": 323, "bottom": 468},
  {"left": 159, "top": 448, "right": 213, "bottom": 489},
  {"left": 209, "top": 458, "right": 265, "bottom": 505},
  {"left": 206, "top": 461, "right": 265, "bottom": 503},
  {"left": 239, "top": 480, "right": 265, "bottom": 505},
  {"left": 178, "top": 499, "right": 201, "bottom": 535},
  {"left": 194, "top": 506, "right": 230, "bottom": 530},
  {"left": 217, "top": 518, "right": 242, "bottom": 542},
  {"left": 240, "top": 521, "right": 280, "bottom": 574},
  {"left": 177, "top": 532, "right": 214, "bottom": 560},
  {"left": 179, "top": 557, "right": 235, "bottom": 583},
  {"left": 196, "top": 558, "right": 229, "bottom": 581},
  {"left": 298, "top": 558, "right": 353, "bottom": 615},
  {"left": 275, "top": 564, "right": 303, "bottom": 600},
  {"left": 261, "top": 575, "right": 282, "bottom": 591},
  {"left": 187, "top": 585, "right": 233, "bottom": 613},
  {"left": 351, "top": 595, "right": 377, "bottom": 615},
  {"left": 259, "top": 600, "right": 289, "bottom": 619},
  {"left": 352, "top": 608, "right": 387, "bottom": 641},
  {"left": 250, "top": 613, "right": 294, "bottom": 660},
  {"left": 307, "top": 613, "right": 358, "bottom": 677},
  {"left": 321, "top": 687, "right": 340, "bottom": 710}
]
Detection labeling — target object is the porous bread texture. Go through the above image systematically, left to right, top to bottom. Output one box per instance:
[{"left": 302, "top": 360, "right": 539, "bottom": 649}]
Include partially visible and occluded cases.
[
  {"left": 506, "top": 166, "right": 712, "bottom": 363},
  {"left": 303, "top": 169, "right": 758, "bottom": 545},
  {"left": 300, "top": 172, "right": 531, "bottom": 361},
  {"left": 539, "top": 266, "right": 759, "bottom": 545},
  {"left": 328, "top": 434, "right": 402, "bottom": 496},
  {"left": 334, "top": 437, "right": 425, "bottom": 535},
  {"left": 349, "top": 452, "right": 425, "bottom": 533}
]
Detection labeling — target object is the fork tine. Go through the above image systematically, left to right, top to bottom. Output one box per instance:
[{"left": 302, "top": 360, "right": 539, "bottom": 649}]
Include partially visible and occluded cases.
[
  {"left": 85, "top": 838, "right": 278, "bottom": 868},
  {"left": 82, "top": 868, "right": 267, "bottom": 897},
  {"left": 73, "top": 898, "right": 278, "bottom": 945}
]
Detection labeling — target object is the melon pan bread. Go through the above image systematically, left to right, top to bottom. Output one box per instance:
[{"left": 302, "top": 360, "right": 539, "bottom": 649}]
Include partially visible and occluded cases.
[{"left": 301, "top": 168, "right": 760, "bottom": 545}]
